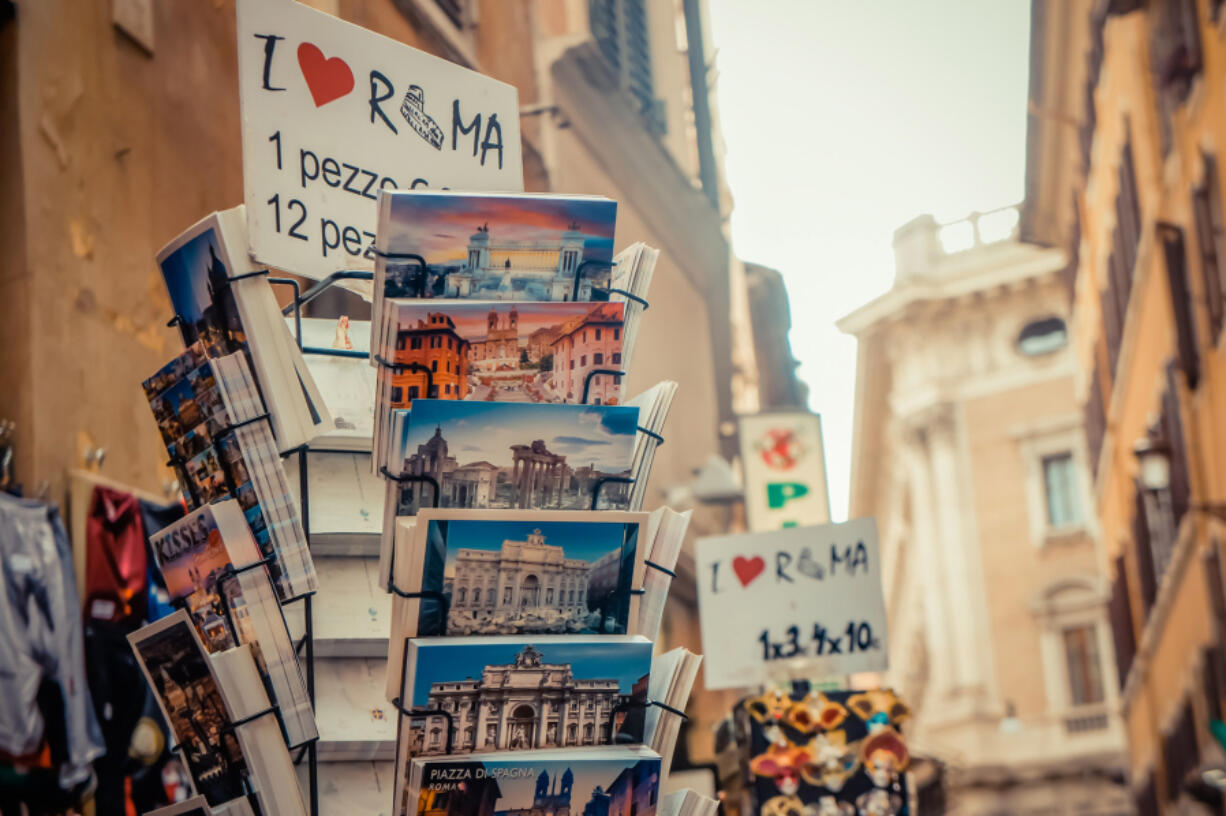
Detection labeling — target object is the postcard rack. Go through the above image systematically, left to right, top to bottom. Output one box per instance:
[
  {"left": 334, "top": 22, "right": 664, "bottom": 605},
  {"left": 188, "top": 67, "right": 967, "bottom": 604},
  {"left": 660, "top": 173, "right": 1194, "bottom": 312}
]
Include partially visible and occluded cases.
[
  {"left": 181, "top": 264, "right": 659, "bottom": 814},
  {"left": 165, "top": 268, "right": 365, "bottom": 816}
]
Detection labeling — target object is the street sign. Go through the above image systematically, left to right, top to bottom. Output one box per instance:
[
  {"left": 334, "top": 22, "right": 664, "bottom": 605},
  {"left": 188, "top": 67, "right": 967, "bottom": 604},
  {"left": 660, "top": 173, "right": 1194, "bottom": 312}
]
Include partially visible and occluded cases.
[
  {"left": 738, "top": 411, "right": 831, "bottom": 531},
  {"left": 695, "top": 518, "right": 888, "bottom": 690}
]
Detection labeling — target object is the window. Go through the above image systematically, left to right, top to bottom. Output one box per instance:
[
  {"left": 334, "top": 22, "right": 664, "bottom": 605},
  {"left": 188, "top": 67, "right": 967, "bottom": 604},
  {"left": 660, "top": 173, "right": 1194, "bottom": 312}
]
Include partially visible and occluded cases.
[
  {"left": 589, "top": 0, "right": 664, "bottom": 134},
  {"left": 1150, "top": 0, "right": 1202, "bottom": 154},
  {"left": 1192, "top": 154, "right": 1226, "bottom": 344},
  {"left": 1160, "top": 223, "right": 1201, "bottom": 388},
  {"left": 1017, "top": 317, "right": 1068, "bottom": 356},
  {"left": 595, "top": 328, "right": 602, "bottom": 341},
  {"left": 614, "top": 328, "right": 621, "bottom": 341},
  {"left": 396, "top": 335, "right": 406, "bottom": 350},
  {"left": 411, "top": 337, "right": 422, "bottom": 350},
  {"left": 594, "top": 352, "right": 604, "bottom": 365},
  {"left": 612, "top": 352, "right": 622, "bottom": 365},
  {"left": 580, "top": 355, "right": 587, "bottom": 366},
  {"left": 432, "top": 360, "right": 439, "bottom": 372},
  {"left": 570, "top": 360, "right": 575, "bottom": 371},
  {"left": 1085, "top": 360, "right": 1106, "bottom": 482},
  {"left": 444, "top": 383, "right": 451, "bottom": 395},
  {"left": 409, "top": 385, "right": 420, "bottom": 399},
  {"left": 390, "top": 386, "right": 403, "bottom": 403},
  {"left": 1042, "top": 453, "right": 1080, "bottom": 526},
  {"left": 1109, "top": 555, "right": 1137, "bottom": 691},
  {"left": 503, "top": 587, "right": 513, "bottom": 604},
  {"left": 457, "top": 588, "right": 466, "bottom": 603},
  {"left": 473, "top": 588, "right": 480, "bottom": 604},
  {"left": 1063, "top": 625, "right": 1105, "bottom": 706},
  {"left": 1162, "top": 700, "right": 1199, "bottom": 802},
  {"left": 429, "top": 728, "right": 442, "bottom": 747}
]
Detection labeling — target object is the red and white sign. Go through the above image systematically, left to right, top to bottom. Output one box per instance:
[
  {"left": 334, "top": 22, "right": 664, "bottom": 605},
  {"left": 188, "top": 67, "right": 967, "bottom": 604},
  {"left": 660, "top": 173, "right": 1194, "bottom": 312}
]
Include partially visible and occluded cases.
[{"left": 739, "top": 411, "right": 831, "bottom": 531}]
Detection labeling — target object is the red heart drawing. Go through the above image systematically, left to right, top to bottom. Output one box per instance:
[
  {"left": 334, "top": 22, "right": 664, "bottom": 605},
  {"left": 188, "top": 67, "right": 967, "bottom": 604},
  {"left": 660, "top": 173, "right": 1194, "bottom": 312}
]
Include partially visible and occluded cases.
[
  {"left": 297, "top": 42, "right": 354, "bottom": 107},
  {"left": 732, "top": 555, "right": 766, "bottom": 588}
]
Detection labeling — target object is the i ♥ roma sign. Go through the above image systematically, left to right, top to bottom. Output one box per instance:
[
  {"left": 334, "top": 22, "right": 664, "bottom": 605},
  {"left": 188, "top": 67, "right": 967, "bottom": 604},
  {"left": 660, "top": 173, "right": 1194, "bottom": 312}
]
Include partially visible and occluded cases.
[
  {"left": 236, "top": 0, "right": 523, "bottom": 281},
  {"left": 695, "top": 518, "right": 888, "bottom": 690}
]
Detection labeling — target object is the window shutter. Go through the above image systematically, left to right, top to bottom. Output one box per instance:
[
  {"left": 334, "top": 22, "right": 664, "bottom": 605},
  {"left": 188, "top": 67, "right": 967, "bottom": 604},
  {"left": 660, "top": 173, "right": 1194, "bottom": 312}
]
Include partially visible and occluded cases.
[
  {"left": 588, "top": 0, "right": 662, "bottom": 134},
  {"left": 1119, "top": 138, "right": 1142, "bottom": 279},
  {"left": 1193, "top": 156, "right": 1225, "bottom": 343},
  {"left": 1161, "top": 224, "right": 1201, "bottom": 389},
  {"left": 1101, "top": 267, "right": 1123, "bottom": 376},
  {"left": 1084, "top": 358, "right": 1106, "bottom": 480},
  {"left": 1163, "top": 361, "right": 1192, "bottom": 525},
  {"left": 1134, "top": 484, "right": 1158, "bottom": 614},
  {"left": 1109, "top": 554, "right": 1137, "bottom": 691},
  {"left": 1204, "top": 645, "right": 1224, "bottom": 723},
  {"left": 1161, "top": 700, "right": 1199, "bottom": 801},
  {"left": 1134, "top": 776, "right": 1159, "bottom": 816}
]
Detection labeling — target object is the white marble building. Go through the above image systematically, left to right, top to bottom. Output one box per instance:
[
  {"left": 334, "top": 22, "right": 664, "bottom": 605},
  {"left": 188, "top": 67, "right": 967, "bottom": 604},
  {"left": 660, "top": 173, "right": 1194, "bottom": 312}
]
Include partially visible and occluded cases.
[
  {"left": 450, "top": 528, "right": 593, "bottom": 620},
  {"left": 416, "top": 645, "right": 624, "bottom": 754}
]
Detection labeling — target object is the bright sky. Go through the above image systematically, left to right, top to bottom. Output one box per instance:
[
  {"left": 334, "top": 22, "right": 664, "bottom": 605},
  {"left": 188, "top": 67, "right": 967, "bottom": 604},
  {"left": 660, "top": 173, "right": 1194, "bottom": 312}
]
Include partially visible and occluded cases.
[{"left": 708, "top": 0, "right": 1031, "bottom": 520}]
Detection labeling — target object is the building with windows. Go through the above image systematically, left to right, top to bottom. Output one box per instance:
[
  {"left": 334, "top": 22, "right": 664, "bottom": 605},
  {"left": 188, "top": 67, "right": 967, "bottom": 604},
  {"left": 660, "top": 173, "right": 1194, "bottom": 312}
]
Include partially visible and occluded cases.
[
  {"left": 1024, "top": 1, "right": 1226, "bottom": 812},
  {"left": 838, "top": 205, "right": 1129, "bottom": 813},
  {"left": 549, "top": 303, "right": 625, "bottom": 403},
  {"left": 469, "top": 306, "right": 523, "bottom": 366},
  {"left": 392, "top": 312, "right": 472, "bottom": 406},
  {"left": 449, "top": 528, "right": 594, "bottom": 620},
  {"left": 417, "top": 645, "right": 626, "bottom": 755}
]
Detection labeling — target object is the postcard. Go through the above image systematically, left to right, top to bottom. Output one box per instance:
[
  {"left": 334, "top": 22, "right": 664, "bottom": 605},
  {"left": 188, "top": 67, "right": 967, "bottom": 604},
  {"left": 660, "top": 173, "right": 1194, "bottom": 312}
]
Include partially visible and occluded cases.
[
  {"left": 376, "top": 191, "right": 617, "bottom": 303},
  {"left": 158, "top": 206, "right": 332, "bottom": 451},
  {"left": 379, "top": 300, "right": 626, "bottom": 408},
  {"left": 145, "top": 346, "right": 307, "bottom": 598},
  {"left": 383, "top": 400, "right": 638, "bottom": 514},
  {"left": 149, "top": 501, "right": 318, "bottom": 748},
  {"left": 404, "top": 509, "right": 648, "bottom": 636},
  {"left": 128, "top": 611, "right": 249, "bottom": 808},
  {"left": 396, "top": 636, "right": 653, "bottom": 759},
  {"left": 402, "top": 747, "right": 661, "bottom": 816}
]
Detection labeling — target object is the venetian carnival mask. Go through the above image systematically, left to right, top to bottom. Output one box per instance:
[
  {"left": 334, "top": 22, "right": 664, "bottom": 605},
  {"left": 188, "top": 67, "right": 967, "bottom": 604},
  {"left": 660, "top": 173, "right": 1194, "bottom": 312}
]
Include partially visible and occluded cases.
[
  {"left": 747, "top": 688, "right": 794, "bottom": 725},
  {"left": 845, "top": 690, "right": 910, "bottom": 730},
  {"left": 784, "top": 691, "right": 848, "bottom": 734},
  {"left": 859, "top": 727, "right": 909, "bottom": 789},
  {"left": 799, "top": 731, "right": 860, "bottom": 792},
  {"left": 750, "top": 740, "right": 812, "bottom": 796},
  {"left": 854, "top": 789, "right": 902, "bottom": 816},
  {"left": 761, "top": 794, "right": 805, "bottom": 816},
  {"left": 801, "top": 797, "right": 854, "bottom": 816}
]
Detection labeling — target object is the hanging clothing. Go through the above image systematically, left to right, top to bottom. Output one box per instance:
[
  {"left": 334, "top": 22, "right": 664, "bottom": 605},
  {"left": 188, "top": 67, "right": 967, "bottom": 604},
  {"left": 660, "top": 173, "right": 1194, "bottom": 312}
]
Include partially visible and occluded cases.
[
  {"left": 84, "top": 486, "right": 148, "bottom": 626},
  {"left": 0, "top": 491, "right": 104, "bottom": 787}
]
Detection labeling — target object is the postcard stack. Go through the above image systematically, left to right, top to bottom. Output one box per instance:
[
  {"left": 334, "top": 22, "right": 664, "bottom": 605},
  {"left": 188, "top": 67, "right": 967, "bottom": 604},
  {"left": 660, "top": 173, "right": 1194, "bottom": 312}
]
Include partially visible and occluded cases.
[
  {"left": 371, "top": 189, "right": 704, "bottom": 816},
  {"left": 128, "top": 207, "right": 326, "bottom": 815}
]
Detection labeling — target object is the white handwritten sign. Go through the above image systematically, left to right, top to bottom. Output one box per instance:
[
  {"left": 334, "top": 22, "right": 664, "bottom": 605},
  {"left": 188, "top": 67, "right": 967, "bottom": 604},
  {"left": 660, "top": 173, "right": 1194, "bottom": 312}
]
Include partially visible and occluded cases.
[
  {"left": 236, "top": 0, "right": 523, "bottom": 280},
  {"left": 695, "top": 518, "right": 887, "bottom": 690}
]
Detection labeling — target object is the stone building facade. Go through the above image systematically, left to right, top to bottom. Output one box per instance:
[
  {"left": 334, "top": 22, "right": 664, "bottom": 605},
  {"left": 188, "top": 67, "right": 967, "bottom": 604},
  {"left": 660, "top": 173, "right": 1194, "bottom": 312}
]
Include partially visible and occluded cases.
[
  {"left": 1026, "top": 1, "right": 1226, "bottom": 812},
  {"left": 839, "top": 206, "right": 1129, "bottom": 813},
  {"left": 550, "top": 303, "right": 625, "bottom": 404},
  {"left": 392, "top": 312, "right": 471, "bottom": 406},
  {"left": 450, "top": 528, "right": 593, "bottom": 619},
  {"left": 418, "top": 645, "right": 625, "bottom": 755}
]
